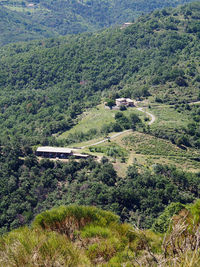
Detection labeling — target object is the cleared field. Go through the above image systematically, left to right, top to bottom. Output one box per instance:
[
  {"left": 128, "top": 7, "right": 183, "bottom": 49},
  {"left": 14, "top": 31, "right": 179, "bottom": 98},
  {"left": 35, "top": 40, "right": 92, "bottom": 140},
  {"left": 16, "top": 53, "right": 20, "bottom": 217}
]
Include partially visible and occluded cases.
[
  {"left": 58, "top": 104, "right": 144, "bottom": 140},
  {"left": 150, "top": 105, "right": 190, "bottom": 130},
  {"left": 82, "top": 131, "right": 200, "bottom": 174},
  {"left": 122, "top": 132, "right": 200, "bottom": 171},
  {"left": 122, "top": 132, "right": 197, "bottom": 157}
]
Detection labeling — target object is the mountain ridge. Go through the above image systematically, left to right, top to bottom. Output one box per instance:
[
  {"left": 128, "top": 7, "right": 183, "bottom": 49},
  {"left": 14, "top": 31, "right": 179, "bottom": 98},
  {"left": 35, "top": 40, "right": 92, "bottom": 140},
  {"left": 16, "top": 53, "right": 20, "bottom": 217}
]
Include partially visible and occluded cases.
[{"left": 0, "top": 0, "right": 197, "bottom": 45}]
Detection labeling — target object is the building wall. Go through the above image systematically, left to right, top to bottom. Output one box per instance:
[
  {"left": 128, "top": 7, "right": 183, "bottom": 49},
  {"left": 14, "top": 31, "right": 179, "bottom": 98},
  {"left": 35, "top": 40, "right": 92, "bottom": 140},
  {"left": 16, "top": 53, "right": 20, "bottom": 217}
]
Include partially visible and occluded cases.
[
  {"left": 116, "top": 99, "right": 134, "bottom": 107},
  {"left": 36, "top": 151, "right": 90, "bottom": 159}
]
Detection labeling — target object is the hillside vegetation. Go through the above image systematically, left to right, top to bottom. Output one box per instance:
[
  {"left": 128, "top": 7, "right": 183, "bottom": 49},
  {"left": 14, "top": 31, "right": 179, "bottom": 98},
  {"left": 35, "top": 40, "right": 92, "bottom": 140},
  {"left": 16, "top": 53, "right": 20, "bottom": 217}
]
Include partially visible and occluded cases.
[
  {"left": 0, "top": 0, "right": 195, "bottom": 45},
  {"left": 0, "top": 2, "right": 200, "bottom": 147},
  {"left": 1, "top": 3, "right": 200, "bottom": 241},
  {"left": 0, "top": 6, "right": 56, "bottom": 46},
  {"left": 0, "top": 142, "right": 200, "bottom": 234},
  {"left": 0, "top": 202, "right": 200, "bottom": 266}
]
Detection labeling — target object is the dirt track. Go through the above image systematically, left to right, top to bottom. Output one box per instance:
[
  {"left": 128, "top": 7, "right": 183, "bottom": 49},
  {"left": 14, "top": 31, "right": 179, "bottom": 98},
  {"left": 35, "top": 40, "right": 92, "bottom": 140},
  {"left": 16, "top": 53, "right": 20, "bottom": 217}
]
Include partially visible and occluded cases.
[{"left": 136, "top": 107, "right": 155, "bottom": 125}]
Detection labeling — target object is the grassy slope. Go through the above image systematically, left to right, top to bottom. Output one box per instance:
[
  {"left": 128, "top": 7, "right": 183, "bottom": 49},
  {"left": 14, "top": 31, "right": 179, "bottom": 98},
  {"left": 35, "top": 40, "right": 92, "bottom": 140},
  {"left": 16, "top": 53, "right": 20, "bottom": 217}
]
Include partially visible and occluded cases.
[
  {"left": 58, "top": 104, "right": 143, "bottom": 139},
  {"left": 59, "top": 104, "right": 116, "bottom": 139},
  {"left": 150, "top": 105, "right": 190, "bottom": 131}
]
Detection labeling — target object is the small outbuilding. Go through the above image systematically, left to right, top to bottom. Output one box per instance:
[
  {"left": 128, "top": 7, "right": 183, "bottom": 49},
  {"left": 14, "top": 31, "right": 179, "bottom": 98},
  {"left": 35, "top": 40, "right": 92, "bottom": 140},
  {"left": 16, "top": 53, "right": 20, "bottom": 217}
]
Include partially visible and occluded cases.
[{"left": 120, "top": 22, "right": 134, "bottom": 29}]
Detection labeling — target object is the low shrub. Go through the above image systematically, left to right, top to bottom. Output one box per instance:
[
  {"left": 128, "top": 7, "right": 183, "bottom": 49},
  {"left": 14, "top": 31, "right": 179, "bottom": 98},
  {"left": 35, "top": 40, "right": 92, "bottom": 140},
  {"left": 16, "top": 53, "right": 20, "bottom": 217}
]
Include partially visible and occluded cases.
[{"left": 33, "top": 205, "right": 119, "bottom": 237}]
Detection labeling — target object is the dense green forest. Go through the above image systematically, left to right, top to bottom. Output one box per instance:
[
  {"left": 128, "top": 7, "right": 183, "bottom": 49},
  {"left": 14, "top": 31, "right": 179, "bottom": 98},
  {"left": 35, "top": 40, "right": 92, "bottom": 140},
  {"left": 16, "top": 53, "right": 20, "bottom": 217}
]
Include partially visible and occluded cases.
[
  {"left": 0, "top": 0, "right": 196, "bottom": 45},
  {"left": 0, "top": 2, "right": 200, "bottom": 146},
  {"left": 0, "top": 6, "right": 56, "bottom": 46},
  {"left": 0, "top": 142, "right": 199, "bottom": 234}
]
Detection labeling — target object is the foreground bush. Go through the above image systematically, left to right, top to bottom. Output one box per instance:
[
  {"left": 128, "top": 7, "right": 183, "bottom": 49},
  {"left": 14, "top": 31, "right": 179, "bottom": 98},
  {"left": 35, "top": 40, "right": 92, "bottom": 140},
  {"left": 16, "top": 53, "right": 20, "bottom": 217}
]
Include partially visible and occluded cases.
[
  {"left": 0, "top": 202, "right": 199, "bottom": 266},
  {"left": 33, "top": 205, "right": 119, "bottom": 239}
]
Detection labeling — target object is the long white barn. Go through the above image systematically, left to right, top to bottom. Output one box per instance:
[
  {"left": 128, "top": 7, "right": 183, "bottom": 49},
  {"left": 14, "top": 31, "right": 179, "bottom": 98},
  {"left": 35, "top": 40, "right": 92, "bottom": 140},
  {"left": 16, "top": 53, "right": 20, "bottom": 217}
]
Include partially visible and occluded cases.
[{"left": 36, "top": 146, "right": 90, "bottom": 159}]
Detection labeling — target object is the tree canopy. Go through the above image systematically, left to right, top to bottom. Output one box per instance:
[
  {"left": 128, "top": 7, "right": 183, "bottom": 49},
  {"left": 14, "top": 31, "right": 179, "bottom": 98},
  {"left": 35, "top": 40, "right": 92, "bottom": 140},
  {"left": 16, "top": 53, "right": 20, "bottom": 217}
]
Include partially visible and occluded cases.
[{"left": 0, "top": 2, "right": 200, "bottom": 146}]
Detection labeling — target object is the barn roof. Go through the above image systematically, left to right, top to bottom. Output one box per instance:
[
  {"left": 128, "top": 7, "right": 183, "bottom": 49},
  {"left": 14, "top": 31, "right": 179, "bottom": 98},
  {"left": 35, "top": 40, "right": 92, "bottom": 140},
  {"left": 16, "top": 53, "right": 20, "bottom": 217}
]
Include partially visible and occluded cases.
[{"left": 36, "top": 147, "right": 72, "bottom": 154}]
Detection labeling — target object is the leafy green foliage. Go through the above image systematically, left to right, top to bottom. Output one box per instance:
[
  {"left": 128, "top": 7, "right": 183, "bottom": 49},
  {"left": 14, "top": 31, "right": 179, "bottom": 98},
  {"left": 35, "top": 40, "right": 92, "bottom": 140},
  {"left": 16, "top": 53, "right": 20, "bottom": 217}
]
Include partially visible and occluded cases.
[
  {"left": 1, "top": 3, "right": 200, "bottom": 236},
  {"left": 0, "top": 6, "right": 56, "bottom": 46},
  {"left": 1, "top": 143, "right": 199, "bottom": 234},
  {"left": 152, "top": 202, "right": 185, "bottom": 233}
]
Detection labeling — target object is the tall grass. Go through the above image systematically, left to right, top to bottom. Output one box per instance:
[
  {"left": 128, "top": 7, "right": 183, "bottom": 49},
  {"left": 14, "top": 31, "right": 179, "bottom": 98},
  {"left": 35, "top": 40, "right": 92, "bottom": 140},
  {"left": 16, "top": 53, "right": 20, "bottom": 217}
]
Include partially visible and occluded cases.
[
  {"left": 1, "top": 202, "right": 199, "bottom": 266},
  {"left": 0, "top": 227, "right": 88, "bottom": 267}
]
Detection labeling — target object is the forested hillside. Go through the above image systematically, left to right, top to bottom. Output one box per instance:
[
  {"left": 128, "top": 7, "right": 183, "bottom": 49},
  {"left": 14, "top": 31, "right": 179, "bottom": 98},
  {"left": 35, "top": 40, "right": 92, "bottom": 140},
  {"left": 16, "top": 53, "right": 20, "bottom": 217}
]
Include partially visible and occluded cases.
[
  {"left": 0, "top": 0, "right": 196, "bottom": 45},
  {"left": 0, "top": 2, "right": 200, "bottom": 146},
  {"left": 0, "top": 6, "right": 56, "bottom": 46},
  {"left": 0, "top": 142, "right": 199, "bottom": 234}
]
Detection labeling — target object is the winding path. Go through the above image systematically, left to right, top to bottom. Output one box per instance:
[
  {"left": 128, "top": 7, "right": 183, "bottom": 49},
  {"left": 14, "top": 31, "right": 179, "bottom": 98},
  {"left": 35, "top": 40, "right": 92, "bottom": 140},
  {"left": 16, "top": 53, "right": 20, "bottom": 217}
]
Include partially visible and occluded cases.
[
  {"left": 189, "top": 101, "right": 200, "bottom": 105},
  {"left": 136, "top": 107, "right": 156, "bottom": 125},
  {"left": 81, "top": 130, "right": 132, "bottom": 149}
]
